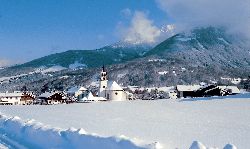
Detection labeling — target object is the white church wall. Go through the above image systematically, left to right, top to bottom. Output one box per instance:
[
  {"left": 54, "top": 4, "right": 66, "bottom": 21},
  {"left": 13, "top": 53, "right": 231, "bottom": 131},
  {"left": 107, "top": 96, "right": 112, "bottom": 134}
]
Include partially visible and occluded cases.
[{"left": 107, "top": 90, "right": 127, "bottom": 101}]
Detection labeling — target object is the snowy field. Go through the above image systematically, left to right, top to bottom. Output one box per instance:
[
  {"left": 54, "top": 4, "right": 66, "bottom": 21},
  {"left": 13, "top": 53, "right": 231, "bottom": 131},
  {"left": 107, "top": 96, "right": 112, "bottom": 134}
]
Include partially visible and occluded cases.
[{"left": 1, "top": 94, "right": 250, "bottom": 149}]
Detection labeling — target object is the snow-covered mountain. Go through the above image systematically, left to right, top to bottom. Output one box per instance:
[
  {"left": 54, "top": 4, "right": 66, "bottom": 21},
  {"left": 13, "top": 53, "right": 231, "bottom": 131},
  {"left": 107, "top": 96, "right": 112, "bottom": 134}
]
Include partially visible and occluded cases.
[
  {"left": 13, "top": 26, "right": 250, "bottom": 71},
  {"left": 0, "top": 27, "right": 249, "bottom": 92},
  {"left": 106, "top": 27, "right": 250, "bottom": 86},
  {"left": 146, "top": 27, "right": 250, "bottom": 68},
  {"left": 13, "top": 41, "right": 151, "bottom": 69}
]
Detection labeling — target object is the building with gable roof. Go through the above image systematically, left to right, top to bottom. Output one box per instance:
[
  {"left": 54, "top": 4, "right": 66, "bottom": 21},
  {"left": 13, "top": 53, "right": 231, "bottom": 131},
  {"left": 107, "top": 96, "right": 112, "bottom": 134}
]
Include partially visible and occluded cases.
[
  {"left": 98, "top": 66, "right": 129, "bottom": 101},
  {"left": 67, "top": 86, "right": 89, "bottom": 100},
  {"left": 0, "top": 91, "right": 35, "bottom": 105},
  {"left": 38, "top": 91, "right": 67, "bottom": 105},
  {"left": 79, "top": 92, "right": 107, "bottom": 103}
]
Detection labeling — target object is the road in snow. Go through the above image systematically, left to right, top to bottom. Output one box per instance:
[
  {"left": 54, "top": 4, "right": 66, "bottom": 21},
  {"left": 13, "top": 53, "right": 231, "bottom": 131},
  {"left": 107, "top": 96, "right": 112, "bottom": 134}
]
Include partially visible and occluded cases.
[{"left": 0, "top": 94, "right": 250, "bottom": 149}]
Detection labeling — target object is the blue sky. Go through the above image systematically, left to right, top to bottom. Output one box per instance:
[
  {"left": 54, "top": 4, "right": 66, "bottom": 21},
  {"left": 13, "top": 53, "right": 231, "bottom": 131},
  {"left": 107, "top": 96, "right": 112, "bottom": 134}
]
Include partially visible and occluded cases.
[
  {"left": 0, "top": 0, "right": 168, "bottom": 64},
  {"left": 1, "top": 0, "right": 248, "bottom": 66}
]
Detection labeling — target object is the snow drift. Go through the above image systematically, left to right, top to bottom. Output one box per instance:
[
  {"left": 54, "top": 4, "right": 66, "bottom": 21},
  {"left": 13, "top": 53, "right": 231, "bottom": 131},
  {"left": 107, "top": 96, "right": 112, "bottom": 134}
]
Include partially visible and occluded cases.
[
  {"left": 0, "top": 114, "right": 157, "bottom": 149},
  {"left": 0, "top": 114, "right": 238, "bottom": 149},
  {"left": 189, "top": 141, "right": 237, "bottom": 149}
]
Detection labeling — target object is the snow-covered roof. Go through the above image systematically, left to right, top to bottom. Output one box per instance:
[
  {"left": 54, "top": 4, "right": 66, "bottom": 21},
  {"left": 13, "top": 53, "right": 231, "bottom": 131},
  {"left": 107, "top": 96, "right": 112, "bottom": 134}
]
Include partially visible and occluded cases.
[
  {"left": 107, "top": 81, "right": 123, "bottom": 91},
  {"left": 176, "top": 85, "right": 201, "bottom": 92},
  {"left": 67, "top": 86, "right": 87, "bottom": 93},
  {"left": 146, "top": 86, "right": 175, "bottom": 92},
  {"left": 218, "top": 86, "right": 240, "bottom": 94},
  {"left": 0, "top": 92, "right": 23, "bottom": 97},
  {"left": 0, "top": 92, "right": 35, "bottom": 98},
  {"left": 39, "top": 92, "right": 63, "bottom": 98},
  {"left": 39, "top": 92, "right": 54, "bottom": 98},
  {"left": 79, "top": 92, "right": 107, "bottom": 102}
]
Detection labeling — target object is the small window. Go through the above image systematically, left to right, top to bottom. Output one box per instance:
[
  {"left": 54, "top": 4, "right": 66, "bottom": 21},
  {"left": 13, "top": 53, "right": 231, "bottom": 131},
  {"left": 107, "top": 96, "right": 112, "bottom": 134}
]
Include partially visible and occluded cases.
[
  {"left": 103, "top": 86, "right": 105, "bottom": 88},
  {"left": 115, "top": 92, "right": 118, "bottom": 95}
]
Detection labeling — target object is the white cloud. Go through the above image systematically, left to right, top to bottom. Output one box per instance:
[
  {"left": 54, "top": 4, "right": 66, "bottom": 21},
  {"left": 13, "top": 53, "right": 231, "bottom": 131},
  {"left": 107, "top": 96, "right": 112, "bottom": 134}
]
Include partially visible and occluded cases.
[
  {"left": 156, "top": 0, "right": 250, "bottom": 37},
  {"left": 120, "top": 8, "right": 132, "bottom": 18},
  {"left": 120, "top": 11, "right": 161, "bottom": 44}
]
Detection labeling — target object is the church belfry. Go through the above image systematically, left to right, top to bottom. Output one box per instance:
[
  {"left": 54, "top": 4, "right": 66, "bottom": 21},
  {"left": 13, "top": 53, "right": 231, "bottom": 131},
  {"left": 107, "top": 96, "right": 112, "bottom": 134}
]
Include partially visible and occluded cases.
[
  {"left": 99, "top": 65, "right": 108, "bottom": 97},
  {"left": 101, "top": 65, "right": 107, "bottom": 81}
]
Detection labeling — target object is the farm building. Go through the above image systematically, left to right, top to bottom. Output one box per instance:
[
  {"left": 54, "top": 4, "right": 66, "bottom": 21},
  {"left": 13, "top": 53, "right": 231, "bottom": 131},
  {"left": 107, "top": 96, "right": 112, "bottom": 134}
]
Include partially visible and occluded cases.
[
  {"left": 177, "top": 84, "right": 241, "bottom": 98},
  {"left": 176, "top": 85, "right": 201, "bottom": 98},
  {"left": 0, "top": 91, "right": 35, "bottom": 105}
]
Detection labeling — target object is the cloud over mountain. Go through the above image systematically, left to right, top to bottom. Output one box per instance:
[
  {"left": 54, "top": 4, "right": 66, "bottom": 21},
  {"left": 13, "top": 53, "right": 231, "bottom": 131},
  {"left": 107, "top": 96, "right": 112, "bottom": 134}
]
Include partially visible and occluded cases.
[
  {"left": 156, "top": 0, "right": 250, "bottom": 37},
  {"left": 118, "top": 11, "right": 161, "bottom": 44}
]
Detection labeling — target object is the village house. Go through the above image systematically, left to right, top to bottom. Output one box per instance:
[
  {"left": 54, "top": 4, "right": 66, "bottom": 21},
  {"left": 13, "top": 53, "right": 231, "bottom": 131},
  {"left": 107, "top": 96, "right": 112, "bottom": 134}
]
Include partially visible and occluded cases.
[
  {"left": 98, "top": 66, "right": 129, "bottom": 101},
  {"left": 176, "top": 84, "right": 241, "bottom": 98},
  {"left": 176, "top": 85, "right": 201, "bottom": 98},
  {"left": 67, "top": 86, "right": 89, "bottom": 100},
  {"left": 0, "top": 91, "right": 35, "bottom": 105},
  {"left": 38, "top": 92, "right": 67, "bottom": 105},
  {"left": 79, "top": 92, "right": 107, "bottom": 103}
]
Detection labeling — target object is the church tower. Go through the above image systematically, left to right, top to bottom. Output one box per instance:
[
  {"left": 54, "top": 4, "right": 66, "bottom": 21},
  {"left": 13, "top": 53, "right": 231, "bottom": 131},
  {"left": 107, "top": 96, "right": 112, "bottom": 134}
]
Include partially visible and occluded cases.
[{"left": 99, "top": 65, "right": 108, "bottom": 97}]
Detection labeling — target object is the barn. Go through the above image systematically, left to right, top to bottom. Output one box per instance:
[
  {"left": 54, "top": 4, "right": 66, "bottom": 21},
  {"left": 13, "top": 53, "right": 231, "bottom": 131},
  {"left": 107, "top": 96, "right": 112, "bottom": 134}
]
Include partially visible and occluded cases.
[{"left": 176, "top": 85, "right": 201, "bottom": 98}]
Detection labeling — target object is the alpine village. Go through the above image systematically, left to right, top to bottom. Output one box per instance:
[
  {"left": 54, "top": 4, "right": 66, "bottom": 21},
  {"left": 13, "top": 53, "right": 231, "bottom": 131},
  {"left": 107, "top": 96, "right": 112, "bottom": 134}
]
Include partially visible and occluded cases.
[{"left": 0, "top": 64, "right": 247, "bottom": 105}]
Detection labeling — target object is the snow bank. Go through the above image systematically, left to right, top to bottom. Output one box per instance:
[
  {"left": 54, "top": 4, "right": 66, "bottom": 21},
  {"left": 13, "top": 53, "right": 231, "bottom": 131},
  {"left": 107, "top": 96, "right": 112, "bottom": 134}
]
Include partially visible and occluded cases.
[
  {"left": 1, "top": 98, "right": 246, "bottom": 148},
  {"left": 0, "top": 114, "right": 156, "bottom": 149},
  {"left": 0, "top": 114, "right": 239, "bottom": 149},
  {"left": 189, "top": 141, "right": 237, "bottom": 149},
  {"left": 189, "top": 141, "right": 206, "bottom": 149},
  {"left": 223, "top": 144, "right": 237, "bottom": 149}
]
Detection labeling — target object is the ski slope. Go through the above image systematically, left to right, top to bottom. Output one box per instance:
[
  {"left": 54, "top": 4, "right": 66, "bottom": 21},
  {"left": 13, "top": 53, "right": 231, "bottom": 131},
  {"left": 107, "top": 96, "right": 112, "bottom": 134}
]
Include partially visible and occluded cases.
[{"left": 1, "top": 94, "right": 250, "bottom": 148}]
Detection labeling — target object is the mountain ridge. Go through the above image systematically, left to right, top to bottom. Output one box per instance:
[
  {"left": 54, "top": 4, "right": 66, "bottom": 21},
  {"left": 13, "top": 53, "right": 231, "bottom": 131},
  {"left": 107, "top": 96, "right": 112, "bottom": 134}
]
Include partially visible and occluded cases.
[
  {"left": 0, "top": 26, "right": 249, "bottom": 92},
  {"left": 12, "top": 41, "right": 151, "bottom": 69}
]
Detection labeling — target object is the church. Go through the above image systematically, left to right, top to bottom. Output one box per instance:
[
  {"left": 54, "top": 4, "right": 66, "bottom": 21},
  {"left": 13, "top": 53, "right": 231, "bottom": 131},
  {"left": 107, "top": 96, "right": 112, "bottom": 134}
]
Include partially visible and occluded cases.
[{"left": 98, "top": 66, "right": 129, "bottom": 101}]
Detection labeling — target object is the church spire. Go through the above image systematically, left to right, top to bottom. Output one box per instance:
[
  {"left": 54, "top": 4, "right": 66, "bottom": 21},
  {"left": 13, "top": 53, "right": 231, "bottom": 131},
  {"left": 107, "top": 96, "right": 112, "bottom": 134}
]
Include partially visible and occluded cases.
[
  {"left": 102, "top": 64, "right": 105, "bottom": 72},
  {"left": 99, "top": 65, "right": 108, "bottom": 97},
  {"left": 100, "top": 65, "right": 107, "bottom": 81}
]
